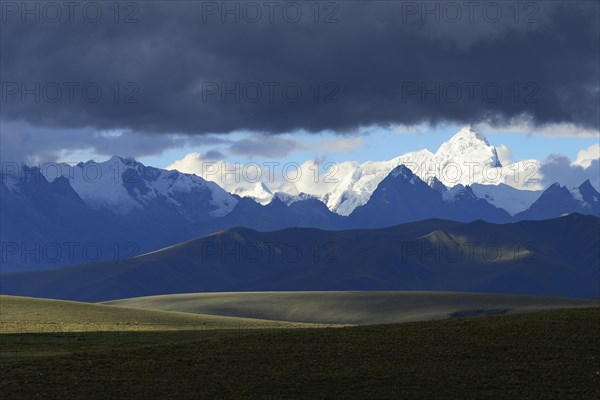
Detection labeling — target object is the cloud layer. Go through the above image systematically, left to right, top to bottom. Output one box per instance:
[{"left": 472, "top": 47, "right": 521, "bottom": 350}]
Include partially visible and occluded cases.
[{"left": 2, "top": 1, "right": 598, "bottom": 140}]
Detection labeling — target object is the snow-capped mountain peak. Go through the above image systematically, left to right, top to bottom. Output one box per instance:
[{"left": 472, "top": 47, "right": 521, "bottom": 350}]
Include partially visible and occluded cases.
[
  {"left": 435, "top": 125, "right": 502, "bottom": 168},
  {"left": 446, "top": 125, "right": 489, "bottom": 145},
  {"left": 321, "top": 126, "right": 532, "bottom": 215},
  {"left": 42, "top": 156, "right": 237, "bottom": 218},
  {"left": 389, "top": 164, "right": 417, "bottom": 181},
  {"left": 427, "top": 176, "right": 448, "bottom": 193},
  {"left": 515, "top": 180, "right": 600, "bottom": 220},
  {"left": 232, "top": 182, "right": 273, "bottom": 205},
  {"left": 470, "top": 183, "right": 542, "bottom": 215},
  {"left": 442, "top": 184, "right": 471, "bottom": 203},
  {"left": 272, "top": 191, "right": 318, "bottom": 205}
]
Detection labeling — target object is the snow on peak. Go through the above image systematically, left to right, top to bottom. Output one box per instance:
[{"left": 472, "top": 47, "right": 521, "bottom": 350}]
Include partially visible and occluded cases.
[
  {"left": 435, "top": 125, "right": 501, "bottom": 169},
  {"left": 449, "top": 125, "right": 489, "bottom": 144},
  {"left": 323, "top": 126, "right": 533, "bottom": 215},
  {"left": 107, "top": 155, "right": 139, "bottom": 166},
  {"left": 40, "top": 157, "right": 236, "bottom": 217},
  {"left": 46, "top": 158, "right": 144, "bottom": 214},
  {"left": 390, "top": 164, "right": 411, "bottom": 177},
  {"left": 389, "top": 165, "right": 417, "bottom": 183},
  {"left": 1, "top": 168, "right": 22, "bottom": 194},
  {"left": 427, "top": 176, "right": 447, "bottom": 192},
  {"left": 233, "top": 182, "right": 273, "bottom": 205},
  {"left": 470, "top": 183, "right": 542, "bottom": 215},
  {"left": 441, "top": 184, "right": 466, "bottom": 203},
  {"left": 570, "top": 186, "right": 584, "bottom": 202},
  {"left": 272, "top": 191, "right": 317, "bottom": 205}
]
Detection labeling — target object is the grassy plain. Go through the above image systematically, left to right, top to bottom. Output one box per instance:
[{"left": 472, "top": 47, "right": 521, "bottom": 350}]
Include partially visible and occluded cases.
[{"left": 1, "top": 307, "right": 598, "bottom": 400}]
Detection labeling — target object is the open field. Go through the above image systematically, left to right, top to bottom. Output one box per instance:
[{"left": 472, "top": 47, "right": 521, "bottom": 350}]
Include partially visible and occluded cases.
[
  {"left": 105, "top": 291, "right": 599, "bottom": 324},
  {"left": 0, "top": 295, "right": 321, "bottom": 333},
  {"left": 0, "top": 308, "right": 598, "bottom": 400}
]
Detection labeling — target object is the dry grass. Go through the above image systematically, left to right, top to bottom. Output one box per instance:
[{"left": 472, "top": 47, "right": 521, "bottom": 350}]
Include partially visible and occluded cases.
[
  {"left": 105, "top": 291, "right": 598, "bottom": 324},
  {"left": 0, "top": 295, "right": 324, "bottom": 333}
]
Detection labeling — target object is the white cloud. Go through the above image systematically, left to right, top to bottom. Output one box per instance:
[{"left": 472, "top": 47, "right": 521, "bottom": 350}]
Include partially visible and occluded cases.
[
  {"left": 393, "top": 123, "right": 430, "bottom": 135},
  {"left": 530, "top": 123, "right": 600, "bottom": 138},
  {"left": 319, "top": 137, "right": 364, "bottom": 153},
  {"left": 168, "top": 140, "right": 600, "bottom": 202},
  {"left": 573, "top": 143, "right": 600, "bottom": 168},
  {"left": 496, "top": 144, "right": 512, "bottom": 165},
  {"left": 166, "top": 152, "right": 357, "bottom": 201},
  {"left": 166, "top": 152, "right": 206, "bottom": 176},
  {"left": 540, "top": 154, "right": 599, "bottom": 190},
  {"left": 293, "top": 159, "right": 357, "bottom": 197}
]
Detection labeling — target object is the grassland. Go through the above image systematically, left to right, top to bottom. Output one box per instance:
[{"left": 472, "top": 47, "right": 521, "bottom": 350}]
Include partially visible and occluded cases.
[
  {"left": 105, "top": 291, "right": 598, "bottom": 324},
  {"left": 0, "top": 295, "right": 321, "bottom": 333},
  {"left": 0, "top": 307, "right": 598, "bottom": 400}
]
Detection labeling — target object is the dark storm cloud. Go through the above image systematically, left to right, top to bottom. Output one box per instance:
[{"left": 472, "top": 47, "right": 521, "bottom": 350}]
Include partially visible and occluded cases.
[
  {"left": 1, "top": 1, "right": 598, "bottom": 137},
  {"left": 0, "top": 120, "right": 229, "bottom": 163},
  {"left": 203, "top": 149, "right": 225, "bottom": 160}
]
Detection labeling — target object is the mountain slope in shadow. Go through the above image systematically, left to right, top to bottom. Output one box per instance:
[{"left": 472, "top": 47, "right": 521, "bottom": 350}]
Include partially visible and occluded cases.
[{"left": 2, "top": 214, "right": 598, "bottom": 301}]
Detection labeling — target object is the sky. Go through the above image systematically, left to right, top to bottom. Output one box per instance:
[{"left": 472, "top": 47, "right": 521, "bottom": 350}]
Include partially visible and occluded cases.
[
  {"left": 1, "top": 1, "right": 598, "bottom": 190},
  {"left": 130, "top": 124, "right": 599, "bottom": 170}
]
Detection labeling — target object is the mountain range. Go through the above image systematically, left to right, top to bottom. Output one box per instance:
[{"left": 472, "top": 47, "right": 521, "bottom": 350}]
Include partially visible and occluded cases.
[
  {"left": 318, "top": 126, "right": 543, "bottom": 215},
  {"left": 222, "top": 127, "right": 546, "bottom": 215},
  {"left": 1, "top": 128, "right": 598, "bottom": 271},
  {"left": 2, "top": 214, "right": 598, "bottom": 301}
]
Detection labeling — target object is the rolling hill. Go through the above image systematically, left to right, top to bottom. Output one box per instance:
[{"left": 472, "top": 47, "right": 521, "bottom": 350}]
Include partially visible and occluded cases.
[
  {"left": 2, "top": 214, "right": 598, "bottom": 301},
  {"left": 105, "top": 291, "right": 598, "bottom": 325},
  {"left": 0, "top": 295, "right": 317, "bottom": 333}
]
